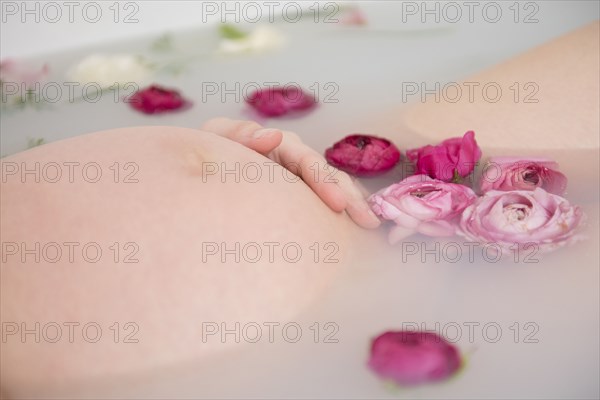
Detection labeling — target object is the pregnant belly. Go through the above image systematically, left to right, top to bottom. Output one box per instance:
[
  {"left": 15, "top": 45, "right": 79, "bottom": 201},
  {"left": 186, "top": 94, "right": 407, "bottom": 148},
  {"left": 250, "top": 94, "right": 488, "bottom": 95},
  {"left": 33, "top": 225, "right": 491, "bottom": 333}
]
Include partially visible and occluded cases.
[{"left": 0, "top": 126, "right": 362, "bottom": 396}]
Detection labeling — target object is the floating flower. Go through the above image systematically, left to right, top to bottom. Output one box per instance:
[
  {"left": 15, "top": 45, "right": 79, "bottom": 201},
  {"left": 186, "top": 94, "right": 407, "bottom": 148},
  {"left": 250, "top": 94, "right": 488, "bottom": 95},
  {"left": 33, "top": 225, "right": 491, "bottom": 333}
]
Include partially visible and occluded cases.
[
  {"left": 339, "top": 7, "right": 368, "bottom": 25},
  {"left": 218, "top": 25, "right": 285, "bottom": 54},
  {"left": 66, "top": 54, "right": 151, "bottom": 88},
  {"left": 0, "top": 59, "right": 49, "bottom": 88},
  {"left": 1, "top": 60, "right": 50, "bottom": 110},
  {"left": 129, "top": 85, "right": 190, "bottom": 114},
  {"left": 246, "top": 86, "right": 316, "bottom": 117},
  {"left": 407, "top": 131, "right": 482, "bottom": 182},
  {"left": 325, "top": 134, "right": 400, "bottom": 177},
  {"left": 480, "top": 157, "right": 567, "bottom": 195},
  {"left": 369, "top": 175, "right": 476, "bottom": 242},
  {"left": 459, "top": 188, "right": 583, "bottom": 254},
  {"left": 368, "top": 330, "right": 462, "bottom": 386}
]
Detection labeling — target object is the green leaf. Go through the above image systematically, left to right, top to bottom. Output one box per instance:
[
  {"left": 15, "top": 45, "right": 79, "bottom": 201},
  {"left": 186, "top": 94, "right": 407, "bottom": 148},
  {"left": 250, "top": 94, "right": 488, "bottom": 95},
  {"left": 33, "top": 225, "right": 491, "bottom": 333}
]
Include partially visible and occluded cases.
[
  {"left": 219, "top": 24, "right": 248, "bottom": 40},
  {"left": 151, "top": 33, "right": 173, "bottom": 52},
  {"left": 27, "top": 137, "right": 45, "bottom": 149}
]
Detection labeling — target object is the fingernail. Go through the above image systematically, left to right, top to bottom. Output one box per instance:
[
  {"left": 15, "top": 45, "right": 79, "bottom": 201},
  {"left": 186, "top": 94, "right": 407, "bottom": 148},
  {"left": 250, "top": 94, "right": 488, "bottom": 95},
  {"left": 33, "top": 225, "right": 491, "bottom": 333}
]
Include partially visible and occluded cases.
[
  {"left": 252, "top": 128, "right": 279, "bottom": 138},
  {"left": 368, "top": 208, "right": 379, "bottom": 221}
]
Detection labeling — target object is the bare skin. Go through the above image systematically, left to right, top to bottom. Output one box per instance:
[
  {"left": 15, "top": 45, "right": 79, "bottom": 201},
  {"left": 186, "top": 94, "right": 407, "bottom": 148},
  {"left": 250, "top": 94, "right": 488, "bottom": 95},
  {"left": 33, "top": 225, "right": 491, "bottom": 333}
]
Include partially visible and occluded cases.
[
  {"left": 1, "top": 21, "right": 598, "bottom": 399},
  {"left": 0, "top": 121, "right": 379, "bottom": 397}
]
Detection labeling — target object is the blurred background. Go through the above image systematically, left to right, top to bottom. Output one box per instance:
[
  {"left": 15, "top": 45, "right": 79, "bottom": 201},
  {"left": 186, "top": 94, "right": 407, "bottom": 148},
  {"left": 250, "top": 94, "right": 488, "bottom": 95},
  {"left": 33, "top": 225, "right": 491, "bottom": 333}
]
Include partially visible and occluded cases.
[
  {"left": 1, "top": 0, "right": 598, "bottom": 158},
  {"left": 2, "top": 1, "right": 598, "bottom": 58}
]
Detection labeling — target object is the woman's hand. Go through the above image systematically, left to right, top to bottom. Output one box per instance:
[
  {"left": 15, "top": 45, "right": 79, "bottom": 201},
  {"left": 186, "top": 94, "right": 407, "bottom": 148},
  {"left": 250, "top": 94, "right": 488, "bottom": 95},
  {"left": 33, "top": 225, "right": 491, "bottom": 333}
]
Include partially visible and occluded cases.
[{"left": 201, "top": 118, "right": 381, "bottom": 229}]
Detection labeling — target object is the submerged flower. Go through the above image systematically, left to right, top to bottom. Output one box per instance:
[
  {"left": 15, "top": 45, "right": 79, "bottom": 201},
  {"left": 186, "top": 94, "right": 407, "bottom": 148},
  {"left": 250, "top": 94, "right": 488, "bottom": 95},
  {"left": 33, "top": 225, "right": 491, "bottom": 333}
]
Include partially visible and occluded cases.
[
  {"left": 218, "top": 25, "right": 285, "bottom": 54},
  {"left": 67, "top": 54, "right": 150, "bottom": 88},
  {"left": 129, "top": 85, "right": 190, "bottom": 114},
  {"left": 246, "top": 86, "right": 316, "bottom": 117},
  {"left": 407, "top": 131, "right": 482, "bottom": 182},
  {"left": 325, "top": 134, "right": 401, "bottom": 177},
  {"left": 480, "top": 157, "right": 567, "bottom": 195},
  {"left": 368, "top": 174, "right": 476, "bottom": 242},
  {"left": 459, "top": 188, "right": 583, "bottom": 254},
  {"left": 368, "top": 331, "right": 462, "bottom": 386}
]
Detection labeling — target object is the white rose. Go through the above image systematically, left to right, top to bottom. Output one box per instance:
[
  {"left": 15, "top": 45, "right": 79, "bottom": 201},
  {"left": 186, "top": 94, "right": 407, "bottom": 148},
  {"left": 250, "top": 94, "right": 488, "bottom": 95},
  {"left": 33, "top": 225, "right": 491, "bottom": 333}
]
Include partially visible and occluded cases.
[{"left": 66, "top": 54, "right": 151, "bottom": 88}]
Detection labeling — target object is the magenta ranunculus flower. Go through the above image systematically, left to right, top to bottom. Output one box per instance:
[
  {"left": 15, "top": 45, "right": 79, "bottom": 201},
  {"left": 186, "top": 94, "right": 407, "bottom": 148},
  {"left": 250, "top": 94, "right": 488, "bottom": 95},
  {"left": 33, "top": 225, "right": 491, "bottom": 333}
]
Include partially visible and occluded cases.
[
  {"left": 129, "top": 85, "right": 190, "bottom": 114},
  {"left": 246, "top": 86, "right": 316, "bottom": 117},
  {"left": 407, "top": 131, "right": 482, "bottom": 182},
  {"left": 325, "top": 134, "right": 401, "bottom": 177},
  {"left": 480, "top": 157, "right": 567, "bottom": 195},
  {"left": 368, "top": 175, "right": 477, "bottom": 242},
  {"left": 459, "top": 188, "right": 583, "bottom": 254},
  {"left": 368, "top": 331, "right": 462, "bottom": 386}
]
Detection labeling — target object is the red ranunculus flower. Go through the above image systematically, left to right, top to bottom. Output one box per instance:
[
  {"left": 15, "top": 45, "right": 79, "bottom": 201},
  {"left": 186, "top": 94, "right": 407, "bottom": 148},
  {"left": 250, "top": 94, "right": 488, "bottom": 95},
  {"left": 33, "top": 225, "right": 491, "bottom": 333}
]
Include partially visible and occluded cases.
[
  {"left": 130, "top": 85, "right": 190, "bottom": 114},
  {"left": 246, "top": 86, "right": 316, "bottom": 117},
  {"left": 407, "top": 131, "right": 482, "bottom": 182},
  {"left": 325, "top": 134, "right": 401, "bottom": 177},
  {"left": 368, "top": 330, "right": 462, "bottom": 386}
]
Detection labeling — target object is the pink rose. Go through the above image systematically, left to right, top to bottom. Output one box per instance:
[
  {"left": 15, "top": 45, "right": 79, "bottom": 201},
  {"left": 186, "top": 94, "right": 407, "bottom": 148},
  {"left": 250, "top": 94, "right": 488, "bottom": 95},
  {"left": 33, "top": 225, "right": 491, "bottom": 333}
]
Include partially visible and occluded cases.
[
  {"left": 129, "top": 85, "right": 190, "bottom": 114},
  {"left": 246, "top": 86, "right": 316, "bottom": 117},
  {"left": 407, "top": 131, "right": 482, "bottom": 182},
  {"left": 325, "top": 134, "right": 401, "bottom": 177},
  {"left": 480, "top": 157, "right": 567, "bottom": 195},
  {"left": 368, "top": 175, "right": 477, "bottom": 242},
  {"left": 459, "top": 188, "right": 583, "bottom": 254},
  {"left": 368, "top": 331, "right": 462, "bottom": 386}
]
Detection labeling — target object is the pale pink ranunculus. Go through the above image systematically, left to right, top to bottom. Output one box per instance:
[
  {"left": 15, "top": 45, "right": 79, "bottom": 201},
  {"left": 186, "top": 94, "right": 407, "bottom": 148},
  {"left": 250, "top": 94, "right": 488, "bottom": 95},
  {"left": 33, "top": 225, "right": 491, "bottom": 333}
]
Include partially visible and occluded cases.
[
  {"left": 339, "top": 8, "right": 368, "bottom": 25},
  {"left": 0, "top": 59, "right": 49, "bottom": 88},
  {"left": 406, "top": 131, "right": 482, "bottom": 182},
  {"left": 480, "top": 157, "right": 567, "bottom": 195},
  {"left": 368, "top": 175, "right": 477, "bottom": 243},
  {"left": 459, "top": 188, "right": 583, "bottom": 254},
  {"left": 368, "top": 331, "right": 462, "bottom": 386}
]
